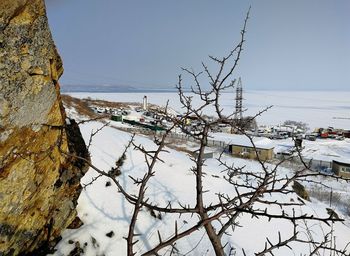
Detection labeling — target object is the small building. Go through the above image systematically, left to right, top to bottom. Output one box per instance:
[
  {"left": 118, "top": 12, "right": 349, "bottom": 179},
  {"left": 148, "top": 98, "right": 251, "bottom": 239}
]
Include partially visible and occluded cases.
[
  {"left": 111, "top": 115, "right": 123, "bottom": 122},
  {"left": 343, "top": 130, "right": 350, "bottom": 138},
  {"left": 212, "top": 133, "right": 274, "bottom": 161},
  {"left": 229, "top": 142, "right": 274, "bottom": 161},
  {"left": 332, "top": 160, "right": 350, "bottom": 178}
]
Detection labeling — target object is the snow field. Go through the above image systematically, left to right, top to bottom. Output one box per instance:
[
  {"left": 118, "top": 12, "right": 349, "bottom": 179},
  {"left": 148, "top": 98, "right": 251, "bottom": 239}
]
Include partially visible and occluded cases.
[{"left": 51, "top": 120, "right": 350, "bottom": 255}]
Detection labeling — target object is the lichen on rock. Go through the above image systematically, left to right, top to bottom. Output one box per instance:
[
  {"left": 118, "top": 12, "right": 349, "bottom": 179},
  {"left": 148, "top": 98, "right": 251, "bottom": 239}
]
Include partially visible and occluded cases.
[{"left": 0, "top": 0, "right": 89, "bottom": 254}]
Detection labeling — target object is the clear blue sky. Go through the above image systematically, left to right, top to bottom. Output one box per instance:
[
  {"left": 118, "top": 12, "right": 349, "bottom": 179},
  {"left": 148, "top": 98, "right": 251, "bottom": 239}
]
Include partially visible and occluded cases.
[{"left": 46, "top": 0, "right": 350, "bottom": 91}]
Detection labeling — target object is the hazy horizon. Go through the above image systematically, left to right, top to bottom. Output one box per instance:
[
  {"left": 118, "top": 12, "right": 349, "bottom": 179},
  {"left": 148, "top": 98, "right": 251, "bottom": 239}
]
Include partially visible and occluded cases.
[
  {"left": 47, "top": 0, "right": 350, "bottom": 91},
  {"left": 61, "top": 84, "right": 350, "bottom": 93}
]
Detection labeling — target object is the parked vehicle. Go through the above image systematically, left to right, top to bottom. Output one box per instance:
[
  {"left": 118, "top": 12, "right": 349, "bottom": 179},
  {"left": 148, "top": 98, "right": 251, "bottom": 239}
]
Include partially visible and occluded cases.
[{"left": 305, "top": 134, "right": 316, "bottom": 141}]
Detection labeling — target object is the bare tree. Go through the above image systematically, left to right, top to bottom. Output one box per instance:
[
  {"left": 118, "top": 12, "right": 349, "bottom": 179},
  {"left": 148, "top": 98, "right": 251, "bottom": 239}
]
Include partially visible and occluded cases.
[{"left": 62, "top": 8, "right": 350, "bottom": 256}]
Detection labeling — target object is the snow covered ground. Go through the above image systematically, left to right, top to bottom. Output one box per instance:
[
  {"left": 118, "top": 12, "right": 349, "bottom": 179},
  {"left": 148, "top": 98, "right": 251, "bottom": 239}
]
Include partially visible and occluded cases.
[
  {"left": 67, "top": 91, "right": 350, "bottom": 130},
  {"left": 51, "top": 118, "right": 350, "bottom": 255},
  {"left": 272, "top": 137, "right": 350, "bottom": 164}
]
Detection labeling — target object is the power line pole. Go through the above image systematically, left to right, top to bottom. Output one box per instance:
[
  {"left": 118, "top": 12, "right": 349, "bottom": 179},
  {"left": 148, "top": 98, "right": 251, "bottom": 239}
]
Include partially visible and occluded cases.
[{"left": 235, "top": 77, "right": 243, "bottom": 121}]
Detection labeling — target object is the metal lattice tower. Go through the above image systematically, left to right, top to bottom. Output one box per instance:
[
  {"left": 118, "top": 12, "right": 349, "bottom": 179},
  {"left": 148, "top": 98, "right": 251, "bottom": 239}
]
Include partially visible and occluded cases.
[{"left": 235, "top": 77, "right": 243, "bottom": 121}]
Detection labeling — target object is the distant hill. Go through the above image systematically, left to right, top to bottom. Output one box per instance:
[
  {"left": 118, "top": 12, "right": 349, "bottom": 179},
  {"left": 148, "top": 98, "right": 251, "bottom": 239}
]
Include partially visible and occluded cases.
[{"left": 61, "top": 84, "right": 177, "bottom": 93}]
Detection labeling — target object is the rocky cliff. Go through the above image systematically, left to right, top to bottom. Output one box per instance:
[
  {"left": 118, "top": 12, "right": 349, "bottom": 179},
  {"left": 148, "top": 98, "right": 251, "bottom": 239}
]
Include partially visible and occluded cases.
[{"left": 0, "top": 0, "right": 89, "bottom": 255}]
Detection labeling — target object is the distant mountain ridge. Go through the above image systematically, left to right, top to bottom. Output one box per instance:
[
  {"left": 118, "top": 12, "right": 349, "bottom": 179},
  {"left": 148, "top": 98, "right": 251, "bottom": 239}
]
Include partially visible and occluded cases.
[{"left": 61, "top": 84, "right": 178, "bottom": 93}]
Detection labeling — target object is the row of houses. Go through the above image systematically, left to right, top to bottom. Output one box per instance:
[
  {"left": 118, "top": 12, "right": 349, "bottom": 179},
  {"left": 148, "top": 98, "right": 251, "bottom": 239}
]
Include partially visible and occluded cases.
[
  {"left": 104, "top": 100, "right": 350, "bottom": 178},
  {"left": 112, "top": 112, "right": 350, "bottom": 178},
  {"left": 112, "top": 114, "right": 350, "bottom": 178},
  {"left": 208, "top": 133, "right": 350, "bottom": 178}
]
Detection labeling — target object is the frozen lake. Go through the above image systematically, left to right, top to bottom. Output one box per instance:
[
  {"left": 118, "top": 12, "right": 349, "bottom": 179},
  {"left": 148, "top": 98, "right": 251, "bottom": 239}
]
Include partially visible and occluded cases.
[{"left": 67, "top": 90, "right": 350, "bottom": 130}]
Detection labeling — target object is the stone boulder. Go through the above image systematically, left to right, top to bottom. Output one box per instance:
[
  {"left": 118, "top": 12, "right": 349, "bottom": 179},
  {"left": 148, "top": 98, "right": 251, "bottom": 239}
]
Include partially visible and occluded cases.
[{"left": 0, "top": 0, "right": 89, "bottom": 254}]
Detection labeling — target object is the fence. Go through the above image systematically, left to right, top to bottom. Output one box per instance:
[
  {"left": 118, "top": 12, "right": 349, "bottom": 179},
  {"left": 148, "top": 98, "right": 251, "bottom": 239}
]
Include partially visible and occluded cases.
[
  {"left": 166, "top": 132, "right": 227, "bottom": 148},
  {"left": 302, "top": 158, "right": 332, "bottom": 170}
]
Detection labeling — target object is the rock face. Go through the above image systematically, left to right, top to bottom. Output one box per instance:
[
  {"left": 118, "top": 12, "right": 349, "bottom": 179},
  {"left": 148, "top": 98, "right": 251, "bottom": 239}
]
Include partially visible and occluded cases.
[{"left": 0, "top": 0, "right": 89, "bottom": 254}]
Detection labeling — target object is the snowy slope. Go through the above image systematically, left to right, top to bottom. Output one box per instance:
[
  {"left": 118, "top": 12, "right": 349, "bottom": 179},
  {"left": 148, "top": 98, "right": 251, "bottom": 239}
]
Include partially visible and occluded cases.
[{"left": 51, "top": 120, "right": 350, "bottom": 256}]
